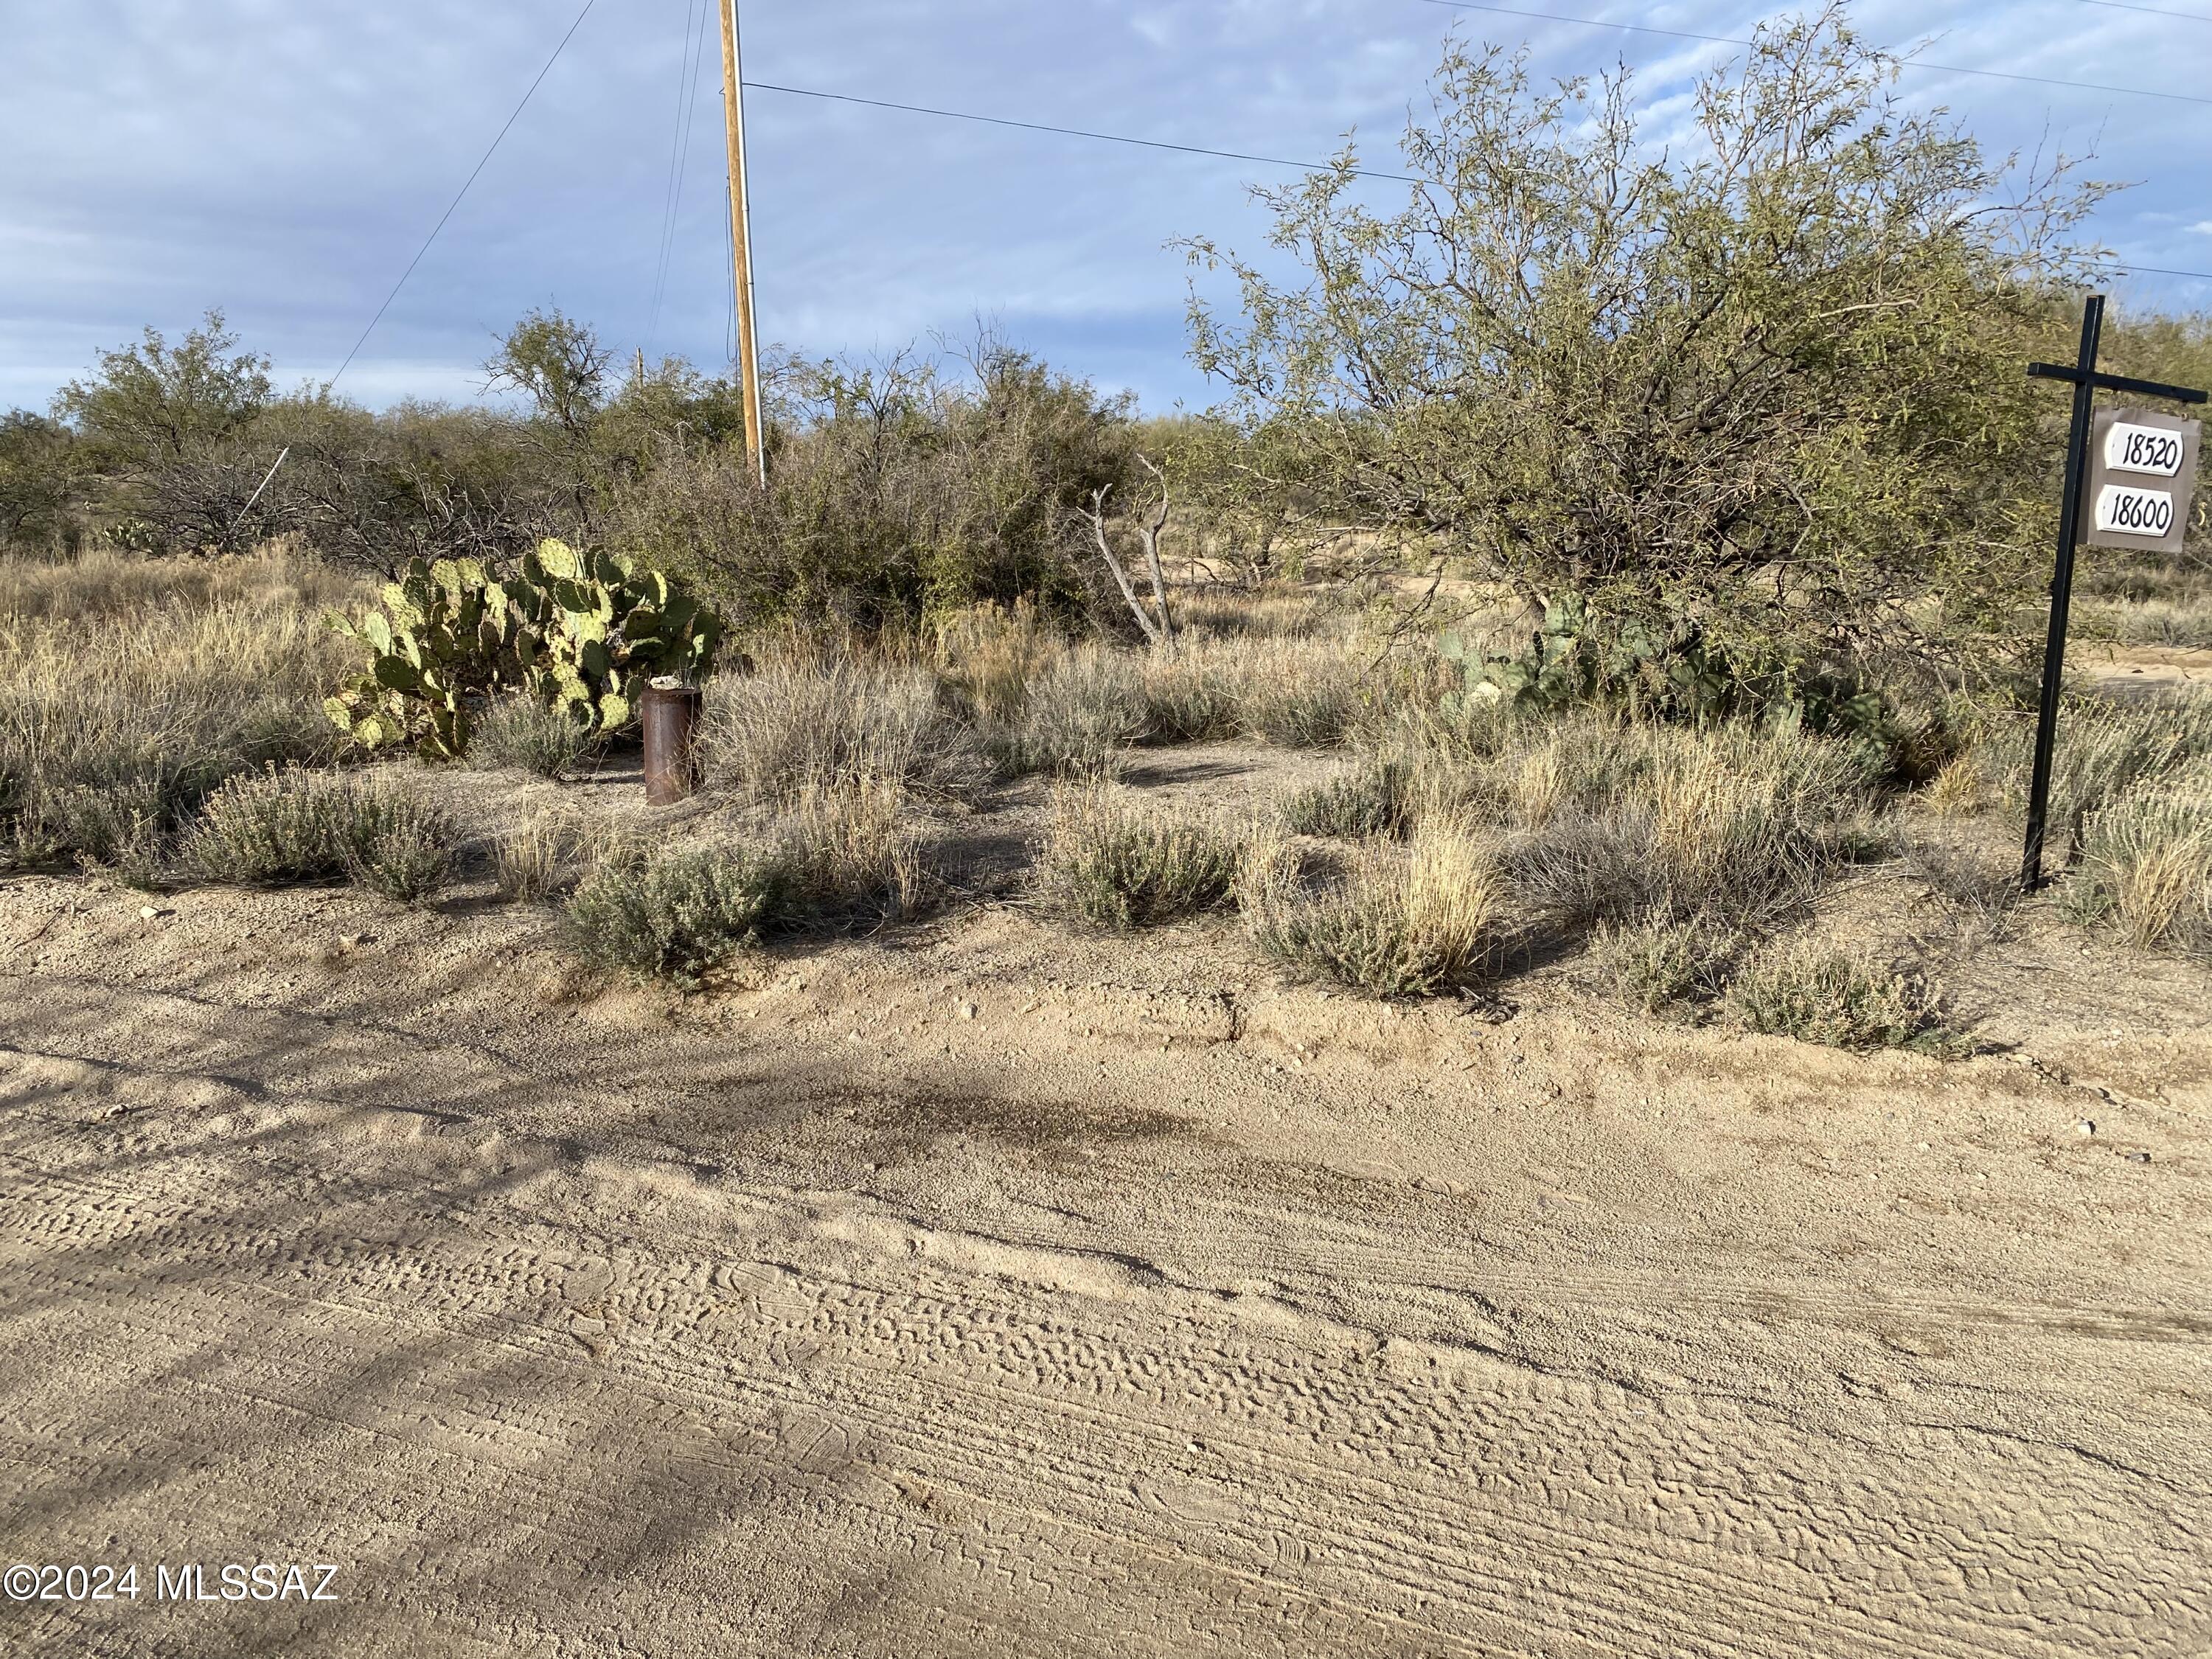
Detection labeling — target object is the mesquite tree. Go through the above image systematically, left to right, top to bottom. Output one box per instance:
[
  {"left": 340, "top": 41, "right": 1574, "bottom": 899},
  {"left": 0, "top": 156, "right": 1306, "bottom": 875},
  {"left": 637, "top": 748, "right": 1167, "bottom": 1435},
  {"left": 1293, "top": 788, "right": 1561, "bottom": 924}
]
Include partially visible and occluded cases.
[{"left": 1182, "top": 5, "right": 2112, "bottom": 696}]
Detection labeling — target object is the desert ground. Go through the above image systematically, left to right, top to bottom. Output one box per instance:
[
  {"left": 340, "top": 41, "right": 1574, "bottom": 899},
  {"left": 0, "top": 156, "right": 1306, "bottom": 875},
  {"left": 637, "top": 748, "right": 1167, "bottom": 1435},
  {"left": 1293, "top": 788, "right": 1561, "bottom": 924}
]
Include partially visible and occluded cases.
[{"left": 5, "top": 742, "right": 2208, "bottom": 1658}]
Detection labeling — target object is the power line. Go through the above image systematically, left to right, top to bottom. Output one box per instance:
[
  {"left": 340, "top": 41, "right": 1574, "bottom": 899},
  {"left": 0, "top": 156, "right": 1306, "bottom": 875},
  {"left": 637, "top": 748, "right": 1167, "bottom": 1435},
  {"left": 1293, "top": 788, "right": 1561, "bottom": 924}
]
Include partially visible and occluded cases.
[
  {"left": 330, "top": 0, "right": 599, "bottom": 389},
  {"left": 647, "top": 0, "right": 703, "bottom": 353},
  {"left": 1416, "top": 0, "right": 2212, "bottom": 106},
  {"left": 2080, "top": 0, "right": 2212, "bottom": 21},
  {"left": 740, "top": 76, "right": 2212, "bottom": 282},
  {"left": 740, "top": 80, "right": 1422, "bottom": 184},
  {"left": 2102, "top": 261, "right": 2212, "bottom": 281}
]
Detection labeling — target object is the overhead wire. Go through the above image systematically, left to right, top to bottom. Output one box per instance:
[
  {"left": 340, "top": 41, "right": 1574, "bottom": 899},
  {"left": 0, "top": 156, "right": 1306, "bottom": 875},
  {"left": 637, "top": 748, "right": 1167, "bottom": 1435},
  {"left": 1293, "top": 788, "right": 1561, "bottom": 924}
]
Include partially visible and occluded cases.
[
  {"left": 328, "top": 0, "right": 598, "bottom": 389},
  {"left": 646, "top": 0, "right": 703, "bottom": 355},
  {"left": 1416, "top": 0, "right": 2212, "bottom": 105},
  {"left": 2079, "top": 0, "right": 2212, "bottom": 21},
  {"left": 737, "top": 77, "right": 2211, "bottom": 282},
  {"left": 739, "top": 81, "right": 1422, "bottom": 184}
]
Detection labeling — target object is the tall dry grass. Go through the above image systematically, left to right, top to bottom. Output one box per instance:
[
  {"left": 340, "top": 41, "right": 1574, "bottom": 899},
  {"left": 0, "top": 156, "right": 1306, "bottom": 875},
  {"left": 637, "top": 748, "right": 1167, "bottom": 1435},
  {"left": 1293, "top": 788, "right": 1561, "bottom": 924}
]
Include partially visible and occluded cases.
[
  {"left": 2, "top": 552, "right": 364, "bottom": 872},
  {"left": 702, "top": 656, "right": 989, "bottom": 804},
  {"left": 2064, "top": 767, "right": 2212, "bottom": 952},
  {"left": 1243, "top": 815, "right": 1503, "bottom": 995}
]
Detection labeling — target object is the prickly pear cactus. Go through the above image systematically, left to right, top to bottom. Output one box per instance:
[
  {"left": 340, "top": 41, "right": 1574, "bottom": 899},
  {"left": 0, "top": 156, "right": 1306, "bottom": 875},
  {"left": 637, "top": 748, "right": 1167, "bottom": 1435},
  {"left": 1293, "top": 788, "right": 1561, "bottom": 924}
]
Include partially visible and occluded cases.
[
  {"left": 515, "top": 540, "right": 721, "bottom": 737},
  {"left": 324, "top": 543, "right": 721, "bottom": 759}
]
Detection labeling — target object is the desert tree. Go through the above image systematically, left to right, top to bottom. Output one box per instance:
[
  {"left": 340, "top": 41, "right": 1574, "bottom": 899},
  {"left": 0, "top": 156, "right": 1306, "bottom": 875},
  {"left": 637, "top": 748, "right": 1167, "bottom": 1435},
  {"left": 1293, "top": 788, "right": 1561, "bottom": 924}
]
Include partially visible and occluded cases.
[
  {"left": 1182, "top": 4, "right": 2113, "bottom": 698},
  {"left": 52, "top": 310, "right": 278, "bottom": 552}
]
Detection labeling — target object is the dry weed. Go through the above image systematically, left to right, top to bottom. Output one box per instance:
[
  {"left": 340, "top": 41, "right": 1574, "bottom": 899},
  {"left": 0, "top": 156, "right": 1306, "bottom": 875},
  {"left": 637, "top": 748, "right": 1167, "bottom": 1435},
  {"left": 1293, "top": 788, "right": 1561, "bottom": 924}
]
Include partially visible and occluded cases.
[{"left": 1244, "top": 815, "right": 1501, "bottom": 995}]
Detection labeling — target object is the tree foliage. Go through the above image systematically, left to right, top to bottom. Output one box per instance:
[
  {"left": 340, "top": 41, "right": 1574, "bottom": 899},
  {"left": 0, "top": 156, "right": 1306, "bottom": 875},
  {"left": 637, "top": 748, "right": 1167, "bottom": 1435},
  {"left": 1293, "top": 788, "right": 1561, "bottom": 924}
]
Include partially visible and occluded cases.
[{"left": 1182, "top": 6, "right": 2113, "bottom": 698}]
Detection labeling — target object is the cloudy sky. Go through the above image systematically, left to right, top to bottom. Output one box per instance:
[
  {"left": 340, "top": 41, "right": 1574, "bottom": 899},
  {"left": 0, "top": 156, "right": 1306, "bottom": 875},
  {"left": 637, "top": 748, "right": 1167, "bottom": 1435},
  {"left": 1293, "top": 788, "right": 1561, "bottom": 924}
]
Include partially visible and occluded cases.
[{"left": 3, "top": 0, "right": 2208, "bottom": 417}]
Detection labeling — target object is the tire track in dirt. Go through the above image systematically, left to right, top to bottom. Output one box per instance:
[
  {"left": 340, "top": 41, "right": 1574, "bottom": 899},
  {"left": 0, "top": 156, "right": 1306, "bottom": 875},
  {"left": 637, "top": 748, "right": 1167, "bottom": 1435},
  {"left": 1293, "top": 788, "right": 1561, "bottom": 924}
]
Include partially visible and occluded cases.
[{"left": 6, "top": 1096, "right": 2204, "bottom": 1659}]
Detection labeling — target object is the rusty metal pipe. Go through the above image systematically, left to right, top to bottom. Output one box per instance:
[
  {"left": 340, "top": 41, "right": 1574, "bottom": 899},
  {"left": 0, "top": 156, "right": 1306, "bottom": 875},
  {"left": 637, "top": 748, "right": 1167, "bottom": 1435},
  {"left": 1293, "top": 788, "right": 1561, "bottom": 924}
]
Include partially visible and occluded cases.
[{"left": 641, "top": 680, "right": 704, "bottom": 805}]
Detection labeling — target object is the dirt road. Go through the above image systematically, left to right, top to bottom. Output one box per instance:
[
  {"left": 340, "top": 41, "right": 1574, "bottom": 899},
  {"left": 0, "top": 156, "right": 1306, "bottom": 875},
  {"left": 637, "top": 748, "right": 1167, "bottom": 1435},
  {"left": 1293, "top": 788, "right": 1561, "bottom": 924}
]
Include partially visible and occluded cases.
[{"left": 4, "top": 876, "right": 2208, "bottom": 1655}]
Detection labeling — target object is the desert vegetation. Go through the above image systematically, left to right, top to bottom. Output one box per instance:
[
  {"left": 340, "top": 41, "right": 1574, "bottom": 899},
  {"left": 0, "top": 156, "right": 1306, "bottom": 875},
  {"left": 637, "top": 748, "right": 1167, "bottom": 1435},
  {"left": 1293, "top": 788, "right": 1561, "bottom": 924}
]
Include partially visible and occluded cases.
[{"left": 5, "top": 4, "right": 2211, "bottom": 1054}]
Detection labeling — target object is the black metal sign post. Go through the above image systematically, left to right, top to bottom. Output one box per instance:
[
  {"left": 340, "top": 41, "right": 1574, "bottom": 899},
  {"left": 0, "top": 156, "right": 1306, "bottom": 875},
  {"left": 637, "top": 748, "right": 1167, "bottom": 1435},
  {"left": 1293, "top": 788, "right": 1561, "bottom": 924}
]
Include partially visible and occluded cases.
[{"left": 2020, "top": 295, "right": 2208, "bottom": 891}]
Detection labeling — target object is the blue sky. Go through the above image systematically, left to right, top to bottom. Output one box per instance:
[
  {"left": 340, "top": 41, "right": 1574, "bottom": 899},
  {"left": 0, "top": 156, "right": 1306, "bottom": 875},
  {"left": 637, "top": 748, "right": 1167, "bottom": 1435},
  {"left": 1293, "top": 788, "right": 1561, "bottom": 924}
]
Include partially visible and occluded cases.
[{"left": 3, "top": 0, "right": 2208, "bottom": 417}]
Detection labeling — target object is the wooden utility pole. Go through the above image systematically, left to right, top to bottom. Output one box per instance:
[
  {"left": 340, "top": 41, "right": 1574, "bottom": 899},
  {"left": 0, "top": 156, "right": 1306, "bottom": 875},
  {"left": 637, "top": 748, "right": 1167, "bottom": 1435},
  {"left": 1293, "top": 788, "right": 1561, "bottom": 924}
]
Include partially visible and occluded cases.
[{"left": 716, "top": 0, "right": 766, "bottom": 485}]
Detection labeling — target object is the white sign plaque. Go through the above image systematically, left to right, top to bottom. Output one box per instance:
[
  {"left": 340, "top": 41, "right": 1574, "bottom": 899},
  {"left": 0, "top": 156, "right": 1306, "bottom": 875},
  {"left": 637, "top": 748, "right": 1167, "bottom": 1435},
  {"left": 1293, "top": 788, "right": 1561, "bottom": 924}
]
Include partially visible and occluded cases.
[
  {"left": 2082, "top": 408, "right": 2201, "bottom": 555},
  {"left": 2104, "top": 421, "right": 2186, "bottom": 478},
  {"left": 2093, "top": 484, "right": 2177, "bottom": 540}
]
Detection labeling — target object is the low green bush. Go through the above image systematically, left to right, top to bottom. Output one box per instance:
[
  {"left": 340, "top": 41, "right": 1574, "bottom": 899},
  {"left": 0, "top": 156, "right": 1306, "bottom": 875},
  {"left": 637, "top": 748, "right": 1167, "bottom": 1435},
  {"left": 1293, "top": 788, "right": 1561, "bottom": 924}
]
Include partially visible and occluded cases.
[
  {"left": 1279, "top": 759, "right": 1413, "bottom": 841},
  {"left": 180, "top": 767, "right": 457, "bottom": 902},
  {"left": 566, "top": 782, "right": 937, "bottom": 984},
  {"left": 1042, "top": 786, "right": 1242, "bottom": 928},
  {"left": 567, "top": 844, "right": 787, "bottom": 987},
  {"left": 1590, "top": 914, "right": 1741, "bottom": 1015},
  {"left": 1722, "top": 944, "right": 1957, "bottom": 1052}
]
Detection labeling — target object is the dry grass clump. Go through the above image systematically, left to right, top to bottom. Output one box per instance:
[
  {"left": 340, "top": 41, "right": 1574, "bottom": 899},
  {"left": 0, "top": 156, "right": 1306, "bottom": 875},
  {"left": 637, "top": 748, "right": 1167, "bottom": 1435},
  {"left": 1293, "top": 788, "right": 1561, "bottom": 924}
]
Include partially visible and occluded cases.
[
  {"left": 1, "top": 573, "right": 352, "bottom": 872},
  {"left": 1173, "top": 589, "right": 1321, "bottom": 641},
  {"left": 2079, "top": 594, "right": 2212, "bottom": 650},
  {"left": 935, "top": 599, "right": 1058, "bottom": 726},
  {"left": 1233, "top": 639, "right": 1363, "bottom": 748},
  {"left": 992, "top": 647, "right": 1147, "bottom": 778},
  {"left": 1138, "top": 651, "right": 1242, "bottom": 742},
  {"left": 703, "top": 657, "right": 988, "bottom": 804},
  {"left": 473, "top": 696, "right": 597, "bottom": 780},
  {"left": 1966, "top": 697, "right": 2212, "bottom": 855},
  {"left": 1503, "top": 720, "right": 1878, "bottom": 933},
  {"left": 1279, "top": 757, "right": 1413, "bottom": 840},
  {"left": 180, "top": 767, "right": 458, "bottom": 902},
  {"left": 2063, "top": 772, "right": 2212, "bottom": 952},
  {"left": 774, "top": 779, "right": 937, "bottom": 925},
  {"left": 566, "top": 781, "right": 937, "bottom": 984},
  {"left": 1040, "top": 785, "right": 1242, "bottom": 929},
  {"left": 493, "top": 810, "right": 602, "bottom": 902},
  {"left": 1242, "top": 817, "right": 1502, "bottom": 996},
  {"left": 1905, "top": 835, "right": 2021, "bottom": 939},
  {"left": 1723, "top": 943, "right": 1957, "bottom": 1053}
]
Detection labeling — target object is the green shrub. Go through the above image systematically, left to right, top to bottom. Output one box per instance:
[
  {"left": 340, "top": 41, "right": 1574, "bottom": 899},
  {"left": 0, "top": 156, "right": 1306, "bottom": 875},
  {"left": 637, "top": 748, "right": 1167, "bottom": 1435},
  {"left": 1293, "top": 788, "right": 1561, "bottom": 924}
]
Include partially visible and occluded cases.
[
  {"left": 473, "top": 695, "right": 597, "bottom": 780},
  {"left": 1279, "top": 759, "right": 1412, "bottom": 840},
  {"left": 179, "top": 767, "right": 457, "bottom": 902},
  {"left": 1041, "top": 786, "right": 1242, "bottom": 928},
  {"left": 1242, "top": 818, "right": 1499, "bottom": 995},
  {"left": 568, "top": 844, "right": 787, "bottom": 987},
  {"left": 1590, "top": 914, "right": 1741, "bottom": 1015},
  {"left": 1723, "top": 945, "right": 1956, "bottom": 1052}
]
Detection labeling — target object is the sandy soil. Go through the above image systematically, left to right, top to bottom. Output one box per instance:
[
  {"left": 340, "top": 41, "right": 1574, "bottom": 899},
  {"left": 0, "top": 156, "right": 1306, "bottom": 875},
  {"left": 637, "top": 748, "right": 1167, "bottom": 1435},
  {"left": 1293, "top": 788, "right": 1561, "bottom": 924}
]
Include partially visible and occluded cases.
[
  {"left": 2084, "top": 641, "right": 2212, "bottom": 698},
  {"left": 4, "top": 750, "right": 2210, "bottom": 1656}
]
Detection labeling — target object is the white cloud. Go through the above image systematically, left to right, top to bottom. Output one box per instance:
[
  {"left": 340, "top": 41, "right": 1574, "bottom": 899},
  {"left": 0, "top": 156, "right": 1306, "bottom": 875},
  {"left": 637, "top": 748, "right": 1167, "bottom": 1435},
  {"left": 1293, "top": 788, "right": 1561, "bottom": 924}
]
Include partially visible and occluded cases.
[{"left": 3, "top": 0, "right": 2209, "bottom": 416}]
